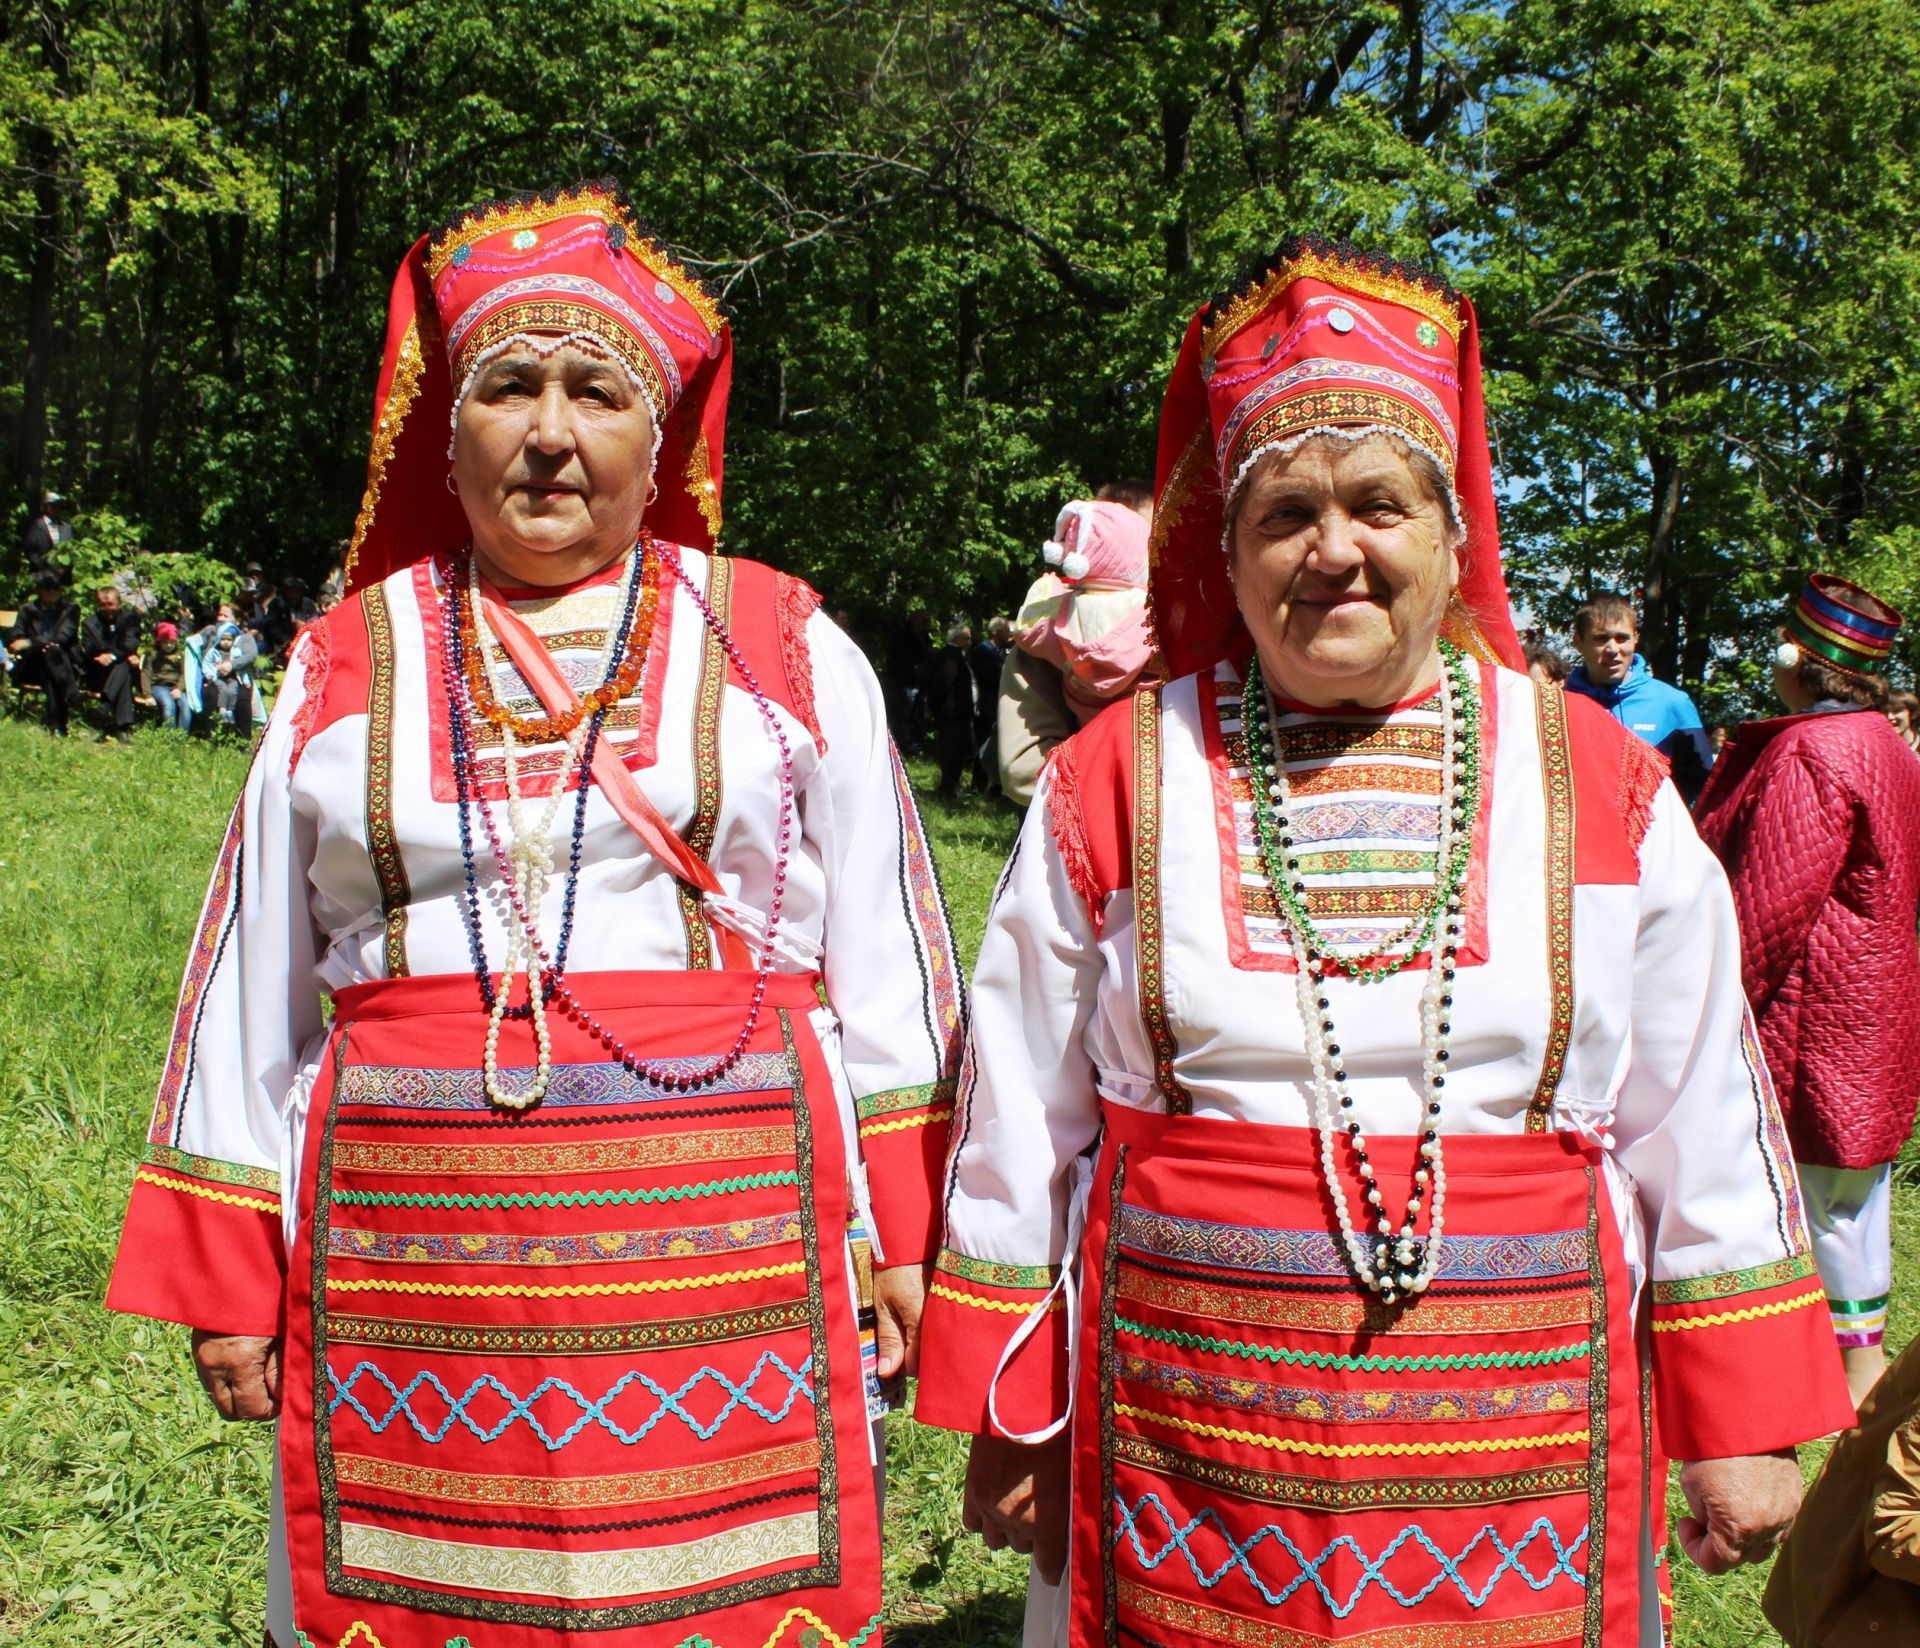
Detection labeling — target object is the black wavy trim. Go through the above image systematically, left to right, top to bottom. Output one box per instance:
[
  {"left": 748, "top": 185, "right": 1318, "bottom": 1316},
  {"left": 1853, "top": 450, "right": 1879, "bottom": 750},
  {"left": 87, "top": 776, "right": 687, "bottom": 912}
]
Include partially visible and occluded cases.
[
  {"left": 427, "top": 177, "right": 726, "bottom": 310},
  {"left": 1207, "top": 234, "right": 1460, "bottom": 317}
]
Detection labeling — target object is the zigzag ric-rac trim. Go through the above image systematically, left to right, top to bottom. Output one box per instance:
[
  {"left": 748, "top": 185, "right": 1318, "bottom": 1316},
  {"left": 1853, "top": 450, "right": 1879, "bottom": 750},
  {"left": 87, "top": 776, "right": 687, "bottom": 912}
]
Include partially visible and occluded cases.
[
  {"left": 857, "top": 1105, "right": 953, "bottom": 1138},
  {"left": 134, "top": 1168, "right": 278, "bottom": 1214},
  {"left": 329, "top": 1169, "right": 799, "bottom": 1209},
  {"left": 326, "top": 1260, "right": 806, "bottom": 1298},
  {"left": 929, "top": 1281, "right": 1064, "bottom": 1314},
  {"left": 1651, "top": 1283, "right": 1827, "bottom": 1333},
  {"left": 1117, "top": 1314, "right": 1589, "bottom": 1372},
  {"left": 1116, "top": 1401, "right": 1591, "bottom": 1456}
]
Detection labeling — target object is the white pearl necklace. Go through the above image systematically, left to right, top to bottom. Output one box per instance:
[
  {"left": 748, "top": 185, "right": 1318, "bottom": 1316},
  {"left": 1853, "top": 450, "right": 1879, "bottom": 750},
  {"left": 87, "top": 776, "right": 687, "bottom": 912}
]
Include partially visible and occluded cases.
[
  {"left": 467, "top": 550, "right": 641, "bottom": 1111},
  {"left": 1254, "top": 661, "right": 1472, "bottom": 1302}
]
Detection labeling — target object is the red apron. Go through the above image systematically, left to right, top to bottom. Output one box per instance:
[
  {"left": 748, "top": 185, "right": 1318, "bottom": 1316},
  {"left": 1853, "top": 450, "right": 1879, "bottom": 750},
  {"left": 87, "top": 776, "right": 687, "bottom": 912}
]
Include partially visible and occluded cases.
[
  {"left": 277, "top": 969, "right": 882, "bottom": 1648},
  {"left": 1069, "top": 1103, "right": 1645, "bottom": 1648}
]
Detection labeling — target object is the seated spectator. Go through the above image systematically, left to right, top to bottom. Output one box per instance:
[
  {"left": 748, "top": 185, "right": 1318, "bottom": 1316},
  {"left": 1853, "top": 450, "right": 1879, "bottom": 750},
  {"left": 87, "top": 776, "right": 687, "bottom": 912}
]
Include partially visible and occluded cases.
[
  {"left": 319, "top": 543, "right": 350, "bottom": 609},
  {"left": 5, "top": 570, "right": 79, "bottom": 736},
  {"left": 260, "top": 576, "right": 318, "bottom": 659},
  {"left": 81, "top": 584, "right": 141, "bottom": 744},
  {"left": 1565, "top": 591, "right": 1715, "bottom": 802},
  {"left": 202, "top": 606, "right": 260, "bottom": 737},
  {"left": 147, "top": 621, "right": 191, "bottom": 732},
  {"left": 1524, "top": 638, "right": 1568, "bottom": 686},
  {"left": 1764, "top": 1331, "right": 1920, "bottom": 1644}
]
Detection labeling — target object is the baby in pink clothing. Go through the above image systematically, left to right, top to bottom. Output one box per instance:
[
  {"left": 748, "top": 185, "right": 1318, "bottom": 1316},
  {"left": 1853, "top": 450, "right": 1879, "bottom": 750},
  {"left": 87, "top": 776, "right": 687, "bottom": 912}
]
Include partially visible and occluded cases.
[{"left": 1014, "top": 500, "right": 1155, "bottom": 726}]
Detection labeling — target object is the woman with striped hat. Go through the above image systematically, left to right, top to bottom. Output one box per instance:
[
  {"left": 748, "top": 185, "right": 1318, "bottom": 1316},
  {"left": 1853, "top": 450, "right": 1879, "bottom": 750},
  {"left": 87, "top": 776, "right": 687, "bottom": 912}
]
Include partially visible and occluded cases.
[{"left": 1697, "top": 575, "right": 1920, "bottom": 1408}]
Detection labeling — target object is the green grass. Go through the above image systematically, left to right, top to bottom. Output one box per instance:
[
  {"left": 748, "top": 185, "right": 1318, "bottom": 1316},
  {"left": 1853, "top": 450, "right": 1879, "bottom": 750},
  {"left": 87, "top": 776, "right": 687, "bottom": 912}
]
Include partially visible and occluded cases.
[{"left": 0, "top": 711, "right": 1911, "bottom": 1645}]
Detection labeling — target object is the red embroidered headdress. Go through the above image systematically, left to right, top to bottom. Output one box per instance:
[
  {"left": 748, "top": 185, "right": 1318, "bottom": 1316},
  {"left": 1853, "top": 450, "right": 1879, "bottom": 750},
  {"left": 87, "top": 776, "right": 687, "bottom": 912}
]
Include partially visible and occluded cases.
[
  {"left": 344, "top": 180, "right": 731, "bottom": 592},
  {"left": 1147, "top": 237, "right": 1522, "bottom": 677}
]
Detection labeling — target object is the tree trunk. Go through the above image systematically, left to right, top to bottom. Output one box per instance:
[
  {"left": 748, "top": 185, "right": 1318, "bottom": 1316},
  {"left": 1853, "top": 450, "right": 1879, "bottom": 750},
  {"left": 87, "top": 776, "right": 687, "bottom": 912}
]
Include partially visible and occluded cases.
[
  {"left": 191, "top": 0, "right": 249, "bottom": 379},
  {"left": 1159, "top": 1, "right": 1192, "bottom": 276},
  {"left": 16, "top": 3, "right": 70, "bottom": 514},
  {"left": 17, "top": 130, "right": 59, "bottom": 514},
  {"left": 132, "top": 229, "right": 171, "bottom": 510},
  {"left": 1640, "top": 449, "right": 1683, "bottom": 680}
]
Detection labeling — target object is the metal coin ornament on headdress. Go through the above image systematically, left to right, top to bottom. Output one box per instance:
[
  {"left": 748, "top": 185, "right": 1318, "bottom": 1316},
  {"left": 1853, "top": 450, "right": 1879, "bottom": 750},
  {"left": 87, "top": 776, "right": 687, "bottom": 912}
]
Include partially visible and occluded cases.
[
  {"left": 343, "top": 178, "right": 735, "bottom": 594},
  {"left": 1143, "top": 234, "right": 1522, "bottom": 678}
]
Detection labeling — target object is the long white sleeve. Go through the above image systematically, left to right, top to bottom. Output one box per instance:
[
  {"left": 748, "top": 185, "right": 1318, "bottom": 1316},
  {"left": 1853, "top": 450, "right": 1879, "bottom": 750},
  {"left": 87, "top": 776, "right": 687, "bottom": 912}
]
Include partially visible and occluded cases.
[{"left": 107, "top": 631, "right": 327, "bottom": 1334}]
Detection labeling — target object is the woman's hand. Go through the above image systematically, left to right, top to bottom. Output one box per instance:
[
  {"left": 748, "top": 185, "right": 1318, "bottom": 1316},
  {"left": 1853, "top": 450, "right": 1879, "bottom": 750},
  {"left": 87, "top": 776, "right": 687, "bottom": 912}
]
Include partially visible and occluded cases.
[
  {"left": 873, "top": 1262, "right": 930, "bottom": 1379},
  {"left": 190, "top": 1330, "right": 283, "bottom": 1421},
  {"left": 964, "top": 1432, "right": 1071, "bottom": 1583},
  {"left": 1677, "top": 1449, "right": 1804, "bottom": 1572}
]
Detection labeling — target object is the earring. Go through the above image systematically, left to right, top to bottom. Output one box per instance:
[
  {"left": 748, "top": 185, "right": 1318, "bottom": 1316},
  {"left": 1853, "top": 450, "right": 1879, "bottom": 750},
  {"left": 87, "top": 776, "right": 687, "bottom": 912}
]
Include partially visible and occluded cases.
[
  {"left": 446, "top": 472, "right": 458, "bottom": 496},
  {"left": 645, "top": 475, "right": 659, "bottom": 507}
]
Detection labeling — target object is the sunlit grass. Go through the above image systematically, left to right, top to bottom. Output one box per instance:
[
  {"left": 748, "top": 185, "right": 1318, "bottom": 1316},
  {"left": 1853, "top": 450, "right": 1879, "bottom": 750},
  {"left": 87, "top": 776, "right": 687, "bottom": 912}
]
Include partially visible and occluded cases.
[{"left": 0, "top": 711, "right": 1907, "bottom": 1644}]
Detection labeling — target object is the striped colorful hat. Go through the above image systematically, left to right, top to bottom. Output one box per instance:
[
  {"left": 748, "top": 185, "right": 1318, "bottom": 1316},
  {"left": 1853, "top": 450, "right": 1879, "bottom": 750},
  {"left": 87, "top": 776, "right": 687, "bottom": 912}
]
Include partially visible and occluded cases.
[{"left": 1784, "top": 574, "right": 1902, "bottom": 675}]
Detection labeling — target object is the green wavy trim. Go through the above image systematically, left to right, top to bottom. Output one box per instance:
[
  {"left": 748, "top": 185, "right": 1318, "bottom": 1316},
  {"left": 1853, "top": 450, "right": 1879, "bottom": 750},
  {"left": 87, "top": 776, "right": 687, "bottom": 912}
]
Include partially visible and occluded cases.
[
  {"left": 855, "top": 1080, "right": 955, "bottom": 1121},
  {"left": 142, "top": 1143, "right": 280, "bottom": 1194},
  {"left": 329, "top": 1170, "right": 800, "bottom": 1210},
  {"left": 936, "top": 1247, "right": 1060, "bottom": 1290},
  {"left": 1651, "top": 1252, "right": 1819, "bottom": 1305},
  {"left": 1117, "top": 1314, "right": 1590, "bottom": 1372},
  {"left": 672, "top": 1614, "right": 881, "bottom": 1648}
]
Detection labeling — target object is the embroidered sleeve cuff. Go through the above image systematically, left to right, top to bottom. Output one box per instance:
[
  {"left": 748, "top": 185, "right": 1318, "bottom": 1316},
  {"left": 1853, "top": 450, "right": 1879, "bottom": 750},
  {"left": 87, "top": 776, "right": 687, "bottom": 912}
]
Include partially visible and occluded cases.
[
  {"left": 856, "top": 1083, "right": 955, "bottom": 1265},
  {"left": 105, "top": 1149, "right": 287, "bottom": 1337},
  {"left": 914, "top": 1248, "right": 1069, "bottom": 1437},
  {"left": 1649, "top": 1264, "right": 1854, "bottom": 1459}
]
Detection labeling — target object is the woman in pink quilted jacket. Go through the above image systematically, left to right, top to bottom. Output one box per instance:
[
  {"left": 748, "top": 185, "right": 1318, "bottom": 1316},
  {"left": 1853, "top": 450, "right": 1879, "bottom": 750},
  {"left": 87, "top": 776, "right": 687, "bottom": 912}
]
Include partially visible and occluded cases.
[{"left": 1696, "top": 574, "right": 1920, "bottom": 1406}]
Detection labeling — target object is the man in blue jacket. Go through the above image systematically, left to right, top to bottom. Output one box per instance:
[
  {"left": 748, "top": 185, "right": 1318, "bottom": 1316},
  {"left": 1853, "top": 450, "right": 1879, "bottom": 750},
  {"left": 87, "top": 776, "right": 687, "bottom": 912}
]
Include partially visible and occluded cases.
[{"left": 1566, "top": 592, "right": 1714, "bottom": 803}]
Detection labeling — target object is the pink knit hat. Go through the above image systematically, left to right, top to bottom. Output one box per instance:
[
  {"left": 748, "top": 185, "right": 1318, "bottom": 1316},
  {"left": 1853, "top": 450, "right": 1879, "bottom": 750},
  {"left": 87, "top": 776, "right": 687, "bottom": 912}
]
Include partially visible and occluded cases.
[{"left": 1042, "top": 501, "right": 1149, "bottom": 586}]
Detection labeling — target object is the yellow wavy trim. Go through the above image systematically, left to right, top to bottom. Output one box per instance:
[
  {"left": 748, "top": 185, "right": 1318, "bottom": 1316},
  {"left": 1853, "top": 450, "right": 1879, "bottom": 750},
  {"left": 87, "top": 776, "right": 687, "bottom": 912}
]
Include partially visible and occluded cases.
[
  {"left": 1204, "top": 249, "right": 1462, "bottom": 357},
  {"left": 344, "top": 318, "right": 425, "bottom": 585},
  {"left": 858, "top": 1105, "right": 955, "bottom": 1138},
  {"left": 135, "top": 1169, "right": 277, "bottom": 1215},
  {"left": 327, "top": 1259, "right": 805, "bottom": 1299},
  {"left": 929, "top": 1280, "right": 1065, "bottom": 1314},
  {"left": 1651, "top": 1284, "right": 1829, "bottom": 1333},
  {"left": 1116, "top": 1402, "right": 1590, "bottom": 1458},
  {"left": 318, "top": 1601, "right": 863, "bottom": 1648},
  {"left": 760, "top": 1606, "right": 870, "bottom": 1648}
]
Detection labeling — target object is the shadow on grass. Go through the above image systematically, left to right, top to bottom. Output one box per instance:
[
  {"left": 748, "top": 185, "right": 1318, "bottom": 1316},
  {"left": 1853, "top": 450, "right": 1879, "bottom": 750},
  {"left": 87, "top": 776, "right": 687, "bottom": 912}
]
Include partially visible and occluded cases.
[{"left": 888, "top": 1587, "right": 1028, "bottom": 1648}]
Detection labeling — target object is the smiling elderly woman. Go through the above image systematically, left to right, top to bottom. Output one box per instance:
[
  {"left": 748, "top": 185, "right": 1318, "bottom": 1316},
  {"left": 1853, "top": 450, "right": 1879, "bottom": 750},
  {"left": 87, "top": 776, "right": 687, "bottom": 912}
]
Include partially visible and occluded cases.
[
  {"left": 105, "top": 182, "right": 962, "bottom": 1648},
  {"left": 916, "top": 240, "right": 1855, "bottom": 1648}
]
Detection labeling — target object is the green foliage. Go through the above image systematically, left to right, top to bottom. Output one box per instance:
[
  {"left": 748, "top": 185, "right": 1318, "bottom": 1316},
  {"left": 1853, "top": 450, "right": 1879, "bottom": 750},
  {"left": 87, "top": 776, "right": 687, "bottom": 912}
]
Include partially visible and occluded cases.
[
  {"left": 1, "top": 1, "right": 1916, "bottom": 688},
  {"left": 48, "top": 508, "right": 237, "bottom": 614}
]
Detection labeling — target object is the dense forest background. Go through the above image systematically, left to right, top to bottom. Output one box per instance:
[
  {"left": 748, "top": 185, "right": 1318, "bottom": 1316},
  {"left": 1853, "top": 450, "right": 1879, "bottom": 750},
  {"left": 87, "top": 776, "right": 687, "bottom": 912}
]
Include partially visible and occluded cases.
[{"left": 3, "top": 0, "right": 1917, "bottom": 708}]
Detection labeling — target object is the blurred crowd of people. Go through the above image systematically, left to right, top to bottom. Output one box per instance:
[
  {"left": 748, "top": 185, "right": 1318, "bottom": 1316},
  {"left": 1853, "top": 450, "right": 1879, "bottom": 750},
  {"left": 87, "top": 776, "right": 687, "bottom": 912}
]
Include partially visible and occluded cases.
[{"left": 3, "top": 493, "right": 346, "bottom": 743}]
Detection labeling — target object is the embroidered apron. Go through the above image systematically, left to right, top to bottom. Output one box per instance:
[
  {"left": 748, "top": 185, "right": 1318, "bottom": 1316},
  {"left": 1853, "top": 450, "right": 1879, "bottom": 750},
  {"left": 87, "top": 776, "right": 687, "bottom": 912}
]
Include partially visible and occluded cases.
[
  {"left": 1063, "top": 683, "right": 1650, "bottom": 1647},
  {"left": 277, "top": 969, "right": 883, "bottom": 1648},
  {"left": 1069, "top": 1108, "right": 1643, "bottom": 1648}
]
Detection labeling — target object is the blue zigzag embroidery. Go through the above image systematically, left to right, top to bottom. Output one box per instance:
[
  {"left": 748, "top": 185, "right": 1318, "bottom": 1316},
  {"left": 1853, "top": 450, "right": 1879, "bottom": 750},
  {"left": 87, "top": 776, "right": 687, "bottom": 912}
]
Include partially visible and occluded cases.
[
  {"left": 327, "top": 1352, "right": 814, "bottom": 1450},
  {"left": 1112, "top": 1493, "right": 1589, "bottom": 1613}
]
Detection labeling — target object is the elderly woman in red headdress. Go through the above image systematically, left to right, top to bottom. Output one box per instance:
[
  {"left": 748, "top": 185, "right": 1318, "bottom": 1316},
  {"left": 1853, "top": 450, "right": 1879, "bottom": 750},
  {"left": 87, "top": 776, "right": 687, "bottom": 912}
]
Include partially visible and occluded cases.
[
  {"left": 105, "top": 182, "right": 961, "bottom": 1648},
  {"left": 916, "top": 240, "right": 1853, "bottom": 1647}
]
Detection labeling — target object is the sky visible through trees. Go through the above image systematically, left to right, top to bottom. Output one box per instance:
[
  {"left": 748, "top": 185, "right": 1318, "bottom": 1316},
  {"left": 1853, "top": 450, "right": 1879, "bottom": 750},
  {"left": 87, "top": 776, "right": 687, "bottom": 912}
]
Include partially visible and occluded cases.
[{"left": 3, "top": 0, "right": 1917, "bottom": 710}]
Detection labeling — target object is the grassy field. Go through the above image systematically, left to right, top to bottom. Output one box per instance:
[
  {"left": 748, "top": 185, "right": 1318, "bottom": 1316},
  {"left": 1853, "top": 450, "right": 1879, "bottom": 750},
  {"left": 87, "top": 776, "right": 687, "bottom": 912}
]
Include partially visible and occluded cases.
[{"left": 0, "top": 707, "right": 1913, "bottom": 1645}]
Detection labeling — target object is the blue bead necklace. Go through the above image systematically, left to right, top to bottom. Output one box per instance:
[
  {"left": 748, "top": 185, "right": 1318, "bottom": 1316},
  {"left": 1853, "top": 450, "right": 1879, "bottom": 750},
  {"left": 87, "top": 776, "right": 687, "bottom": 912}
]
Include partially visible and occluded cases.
[{"left": 440, "top": 548, "right": 644, "bottom": 1016}]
